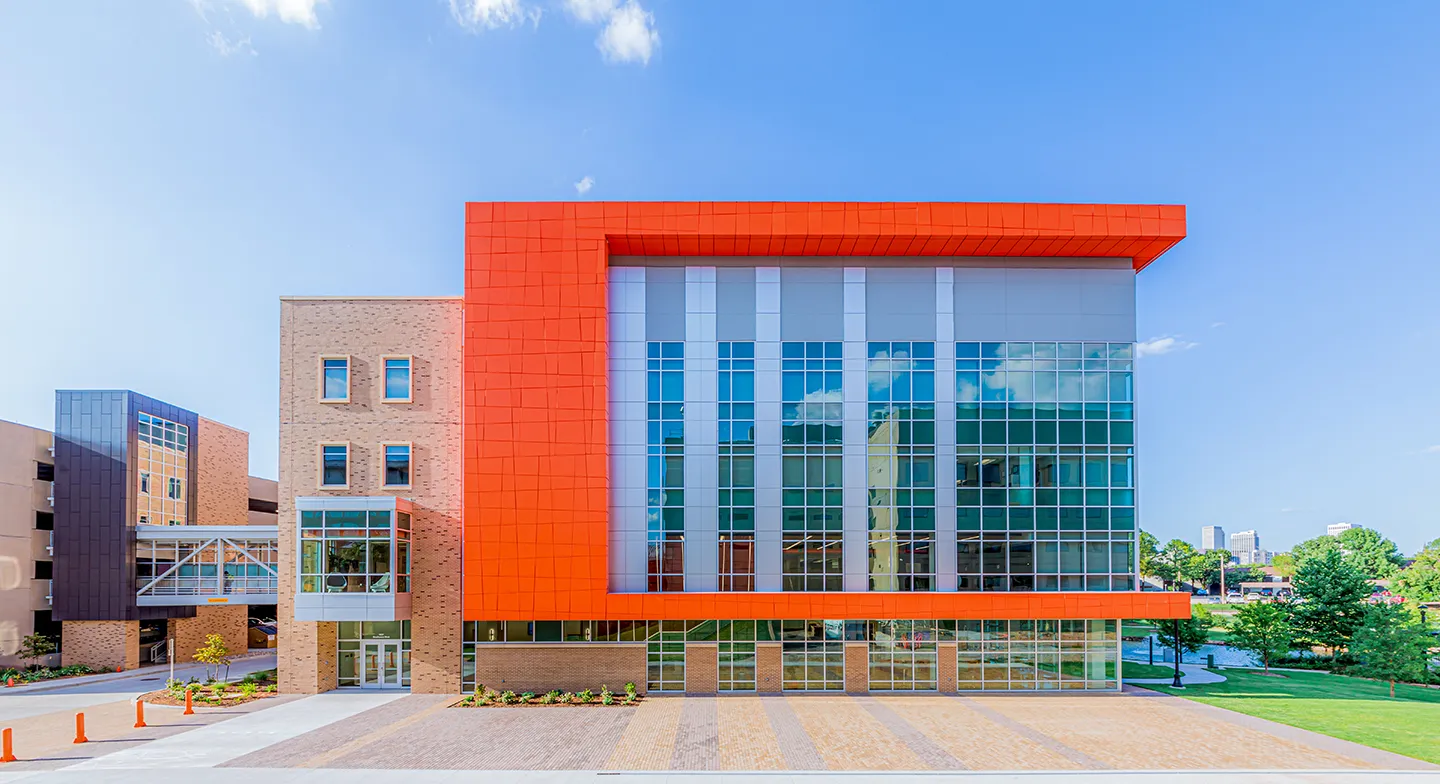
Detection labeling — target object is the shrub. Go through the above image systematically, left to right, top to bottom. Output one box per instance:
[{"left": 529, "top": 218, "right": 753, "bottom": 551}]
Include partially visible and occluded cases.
[
  {"left": 238, "top": 682, "right": 260, "bottom": 699},
  {"left": 624, "top": 682, "right": 638, "bottom": 703},
  {"left": 262, "top": 684, "right": 277, "bottom": 693},
  {"left": 600, "top": 685, "right": 614, "bottom": 706},
  {"left": 577, "top": 688, "right": 594, "bottom": 704},
  {"left": 499, "top": 690, "right": 518, "bottom": 705},
  {"left": 520, "top": 691, "right": 536, "bottom": 704},
  {"left": 557, "top": 692, "right": 573, "bottom": 705}
]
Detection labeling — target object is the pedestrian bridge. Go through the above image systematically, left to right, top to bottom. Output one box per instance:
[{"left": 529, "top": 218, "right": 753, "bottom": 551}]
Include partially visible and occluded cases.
[{"left": 134, "top": 524, "right": 279, "bottom": 606}]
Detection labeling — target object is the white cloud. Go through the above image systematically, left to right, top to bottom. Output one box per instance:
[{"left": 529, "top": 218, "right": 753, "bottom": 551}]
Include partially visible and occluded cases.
[
  {"left": 236, "top": 0, "right": 327, "bottom": 28},
  {"left": 449, "top": 0, "right": 541, "bottom": 31},
  {"left": 565, "top": 0, "right": 659, "bottom": 65},
  {"left": 208, "top": 31, "right": 257, "bottom": 56},
  {"left": 574, "top": 176, "right": 594, "bottom": 195},
  {"left": 1210, "top": 321, "right": 1226, "bottom": 329},
  {"left": 1135, "top": 336, "right": 1199, "bottom": 358},
  {"left": 1423, "top": 445, "right": 1440, "bottom": 454},
  {"left": 1280, "top": 507, "right": 1296, "bottom": 513}
]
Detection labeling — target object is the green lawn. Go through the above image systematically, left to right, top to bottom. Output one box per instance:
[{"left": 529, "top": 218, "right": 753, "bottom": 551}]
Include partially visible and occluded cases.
[
  {"left": 1123, "top": 621, "right": 1231, "bottom": 643},
  {"left": 1121, "top": 662, "right": 1186, "bottom": 679},
  {"left": 1137, "top": 669, "right": 1440, "bottom": 764}
]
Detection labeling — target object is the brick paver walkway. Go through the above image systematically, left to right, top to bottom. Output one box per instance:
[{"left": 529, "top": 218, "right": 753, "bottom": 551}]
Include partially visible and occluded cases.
[{"left": 216, "top": 691, "right": 1434, "bottom": 772}]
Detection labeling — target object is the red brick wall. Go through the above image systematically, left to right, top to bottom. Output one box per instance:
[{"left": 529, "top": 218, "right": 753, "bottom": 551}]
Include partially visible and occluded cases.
[{"left": 471, "top": 645, "right": 647, "bottom": 695}]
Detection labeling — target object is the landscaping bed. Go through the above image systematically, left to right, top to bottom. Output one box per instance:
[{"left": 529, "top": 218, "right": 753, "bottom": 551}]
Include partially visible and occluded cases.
[
  {"left": 2, "top": 664, "right": 103, "bottom": 685},
  {"left": 140, "top": 669, "right": 278, "bottom": 708},
  {"left": 455, "top": 684, "right": 642, "bottom": 707}
]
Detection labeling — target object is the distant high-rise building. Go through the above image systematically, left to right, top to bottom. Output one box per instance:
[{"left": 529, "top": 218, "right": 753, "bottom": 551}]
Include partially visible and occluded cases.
[
  {"left": 1327, "top": 522, "right": 1356, "bottom": 537},
  {"left": 1201, "top": 525, "right": 1226, "bottom": 552},
  {"left": 1229, "top": 530, "right": 1259, "bottom": 554},
  {"left": 1236, "top": 548, "right": 1272, "bottom": 566}
]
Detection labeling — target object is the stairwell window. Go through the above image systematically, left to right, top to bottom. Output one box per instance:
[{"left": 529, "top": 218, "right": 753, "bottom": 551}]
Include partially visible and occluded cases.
[
  {"left": 321, "top": 356, "right": 350, "bottom": 402},
  {"left": 382, "top": 356, "right": 412, "bottom": 402},
  {"left": 321, "top": 444, "right": 349, "bottom": 488}
]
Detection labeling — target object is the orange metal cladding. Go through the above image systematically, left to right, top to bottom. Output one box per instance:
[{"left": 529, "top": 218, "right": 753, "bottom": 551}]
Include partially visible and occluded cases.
[{"left": 463, "top": 202, "right": 1190, "bottom": 622}]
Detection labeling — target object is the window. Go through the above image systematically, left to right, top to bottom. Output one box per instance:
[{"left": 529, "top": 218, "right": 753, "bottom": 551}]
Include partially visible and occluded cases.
[
  {"left": 867, "top": 341, "right": 936, "bottom": 591},
  {"left": 646, "top": 342, "right": 685, "bottom": 592},
  {"left": 718, "top": 342, "right": 755, "bottom": 591},
  {"left": 782, "top": 342, "right": 844, "bottom": 591},
  {"left": 956, "top": 342, "right": 1137, "bottom": 593},
  {"left": 321, "top": 357, "right": 350, "bottom": 402},
  {"left": 383, "top": 357, "right": 412, "bottom": 402},
  {"left": 135, "top": 412, "right": 189, "bottom": 526},
  {"left": 321, "top": 444, "right": 348, "bottom": 487},
  {"left": 383, "top": 444, "right": 411, "bottom": 487},
  {"left": 35, "top": 462, "right": 54, "bottom": 482},
  {"left": 299, "top": 509, "right": 410, "bottom": 595},
  {"left": 35, "top": 511, "right": 53, "bottom": 531},
  {"left": 34, "top": 560, "right": 53, "bottom": 580},
  {"left": 33, "top": 611, "right": 60, "bottom": 648},
  {"left": 956, "top": 619, "right": 1116, "bottom": 691},
  {"left": 781, "top": 620, "right": 845, "bottom": 691},
  {"left": 869, "top": 620, "right": 938, "bottom": 690}
]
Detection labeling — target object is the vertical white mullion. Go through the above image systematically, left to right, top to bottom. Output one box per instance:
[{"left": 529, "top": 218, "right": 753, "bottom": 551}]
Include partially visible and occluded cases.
[
  {"left": 684, "top": 267, "right": 719, "bottom": 591},
  {"left": 753, "top": 267, "right": 782, "bottom": 592},
  {"left": 842, "top": 267, "right": 868, "bottom": 592},
  {"left": 935, "top": 267, "right": 957, "bottom": 591}
]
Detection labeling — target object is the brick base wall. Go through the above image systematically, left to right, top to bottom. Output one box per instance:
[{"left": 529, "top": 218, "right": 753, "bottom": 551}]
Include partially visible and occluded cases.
[
  {"left": 411, "top": 507, "right": 462, "bottom": 694},
  {"left": 168, "top": 605, "right": 249, "bottom": 664},
  {"left": 279, "top": 619, "right": 338, "bottom": 694},
  {"left": 61, "top": 620, "right": 138, "bottom": 671},
  {"left": 844, "top": 642, "right": 868, "bottom": 693},
  {"left": 685, "top": 643, "right": 717, "bottom": 695},
  {"left": 756, "top": 643, "right": 782, "bottom": 694},
  {"left": 937, "top": 643, "right": 958, "bottom": 693},
  {"left": 472, "top": 645, "right": 647, "bottom": 695}
]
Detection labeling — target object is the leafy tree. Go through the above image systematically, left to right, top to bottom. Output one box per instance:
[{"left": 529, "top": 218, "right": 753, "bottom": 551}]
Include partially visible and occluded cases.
[
  {"left": 1292, "top": 528, "right": 1405, "bottom": 579},
  {"left": 1139, "top": 530, "right": 1170, "bottom": 585},
  {"left": 1291, "top": 534, "right": 1342, "bottom": 566},
  {"left": 1150, "top": 539, "right": 1204, "bottom": 590},
  {"left": 1394, "top": 539, "right": 1440, "bottom": 603},
  {"left": 1196, "top": 550, "right": 1265, "bottom": 593},
  {"left": 1291, "top": 550, "right": 1372, "bottom": 653},
  {"left": 1270, "top": 553, "right": 1297, "bottom": 580},
  {"left": 1228, "top": 601, "right": 1295, "bottom": 673},
  {"left": 1347, "top": 602, "right": 1433, "bottom": 697},
  {"left": 1152, "top": 605, "right": 1213, "bottom": 657},
  {"left": 16, "top": 634, "right": 57, "bottom": 670},
  {"left": 194, "top": 634, "right": 233, "bottom": 682}
]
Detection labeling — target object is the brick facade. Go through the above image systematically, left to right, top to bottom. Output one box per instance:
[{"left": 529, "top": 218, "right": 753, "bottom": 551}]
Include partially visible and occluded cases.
[
  {"left": 279, "top": 298, "right": 464, "bottom": 694},
  {"left": 195, "top": 418, "right": 250, "bottom": 524},
  {"left": 168, "top": 605, "right": 249, "bottom": 664},
  {"left": 61, "top": 620, "right": 138, "bottom": 671},
  {"left": 844, "top": 642, "right": 868, "bottom": 693},
  {"left": 684, "top": 643, "right": 717, "bottom": 695},
  {"left": 756, "top": 643, "right": 782, "bottom": 694},
  {"left": 937, "top": 643, "right": 958, "bottom": 694},
  {"left": 471, "top": 645, "right": 647, "bottom": 695}
]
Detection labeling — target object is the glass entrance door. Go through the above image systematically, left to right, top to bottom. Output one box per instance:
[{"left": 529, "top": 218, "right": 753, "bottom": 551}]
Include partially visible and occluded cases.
[{"left": 362, "top": 642, "right": 402, "bottom": 688}]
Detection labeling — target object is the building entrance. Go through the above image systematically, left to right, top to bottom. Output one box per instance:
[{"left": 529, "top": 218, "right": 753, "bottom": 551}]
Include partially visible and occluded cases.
[{"left": 362, "top": 641, "right": 406, "bottom": 688}]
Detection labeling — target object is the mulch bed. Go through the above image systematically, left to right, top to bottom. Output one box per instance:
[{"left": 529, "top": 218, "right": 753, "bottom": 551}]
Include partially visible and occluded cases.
[{"left": 452, "top": 696, "right": 644, "bottom": 708}]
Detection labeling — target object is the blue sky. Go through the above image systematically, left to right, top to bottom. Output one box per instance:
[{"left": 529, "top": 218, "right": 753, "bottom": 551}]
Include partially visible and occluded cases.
[{"left": 2, "top": 1, "right": 1437, "bottom": 553}]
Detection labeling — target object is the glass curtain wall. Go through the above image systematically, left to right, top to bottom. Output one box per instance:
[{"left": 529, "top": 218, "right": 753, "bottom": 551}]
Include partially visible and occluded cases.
[
  {"left": 647, "top": 342, "right": 685, "bottom": 591},
  {"left": 718, "top": 342, "right": 756, "bottom": 590},
  {"left": 781, "top": 342, "right": 844, "bottom": 591},
  {"left": 866, "top": 342, "right": 936, "bottom": 591}
]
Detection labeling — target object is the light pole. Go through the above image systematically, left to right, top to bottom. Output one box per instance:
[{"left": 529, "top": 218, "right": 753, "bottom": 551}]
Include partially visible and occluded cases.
[{"left": 1171, "top": 618, "right": 1184, "bottom": 689}]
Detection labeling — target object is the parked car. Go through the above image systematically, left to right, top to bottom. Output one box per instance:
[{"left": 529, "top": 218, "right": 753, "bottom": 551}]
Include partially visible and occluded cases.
[{"left": 1226, "top": 591, "right": 1242, "bottom": 601}]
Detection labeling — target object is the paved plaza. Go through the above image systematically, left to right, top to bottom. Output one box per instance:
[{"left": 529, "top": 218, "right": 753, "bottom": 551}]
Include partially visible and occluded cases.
[{"left": 0, "top": 672, "right": 1435, "bottom": 780}]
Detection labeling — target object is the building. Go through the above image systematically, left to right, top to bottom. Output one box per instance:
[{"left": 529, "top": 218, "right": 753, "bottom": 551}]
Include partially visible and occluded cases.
[
  {"left": 278, "top": 201, "right": 1191, "bottom": 695},
  {"left": 51, "top": 391, "right": 279, "bottom": 670},
  {"left": 0, "top": 420, "right": 60, "bottom": 668},
  {"left": 1327, "top": 522, "right": 1356, "bottom": 537},
  {"left": 1200, "top": 525, "right": 1226, "bottom": 552},
  {"left": 1237, "top": 549, "right": 1271, "bottom": 566}
]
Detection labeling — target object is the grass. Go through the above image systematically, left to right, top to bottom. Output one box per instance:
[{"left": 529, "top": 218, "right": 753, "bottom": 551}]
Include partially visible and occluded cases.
[
  {"left": 1122, "top": 621, "right": 1231, "bottom": 643},
  {"left": 1121, "top": 662, "right": 1186, "bottom": 680},
  {"left": 1137, "top": 668, "right": 1440, "bottom": 764}
]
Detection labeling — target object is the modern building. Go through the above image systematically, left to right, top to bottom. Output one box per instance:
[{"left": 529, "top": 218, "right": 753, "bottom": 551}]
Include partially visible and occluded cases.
[
  {"left": 278, "top": 201, "right": 1190, "bottom": 695},
  {"left": 51, "top": 391, "right": 279, "bottom": 670},
  {"left": 0, "top": 420, "right": 60, "bottom": 668},
  {"left": 1327, "top": 522, "right": 1356, "bottom": 537},
  {"left": 1200, "top": 525, "right": 1226, "bottom": 552}
]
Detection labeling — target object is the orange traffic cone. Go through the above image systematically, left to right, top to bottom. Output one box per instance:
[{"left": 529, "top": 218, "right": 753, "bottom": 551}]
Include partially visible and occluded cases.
[
  {"left": 183, "top": 689, "right": 194, "bottom": 715},
  {"left": 134, "top": 700, "right": 147, "bottom": 729},
  {"left": 73, "top": 713, "right": 88, "bottom": 744},
  {"left": 1, "top": 728, "right": 15, "bottom": 762}
]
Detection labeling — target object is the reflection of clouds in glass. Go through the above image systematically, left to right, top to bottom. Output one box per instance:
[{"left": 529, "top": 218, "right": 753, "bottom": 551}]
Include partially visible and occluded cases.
[
  {"left": 868, "top": 349, "right": 912, "bottom": 396},
  {"left": 796, "top": 390, "right": 843, "bottom": 421}
]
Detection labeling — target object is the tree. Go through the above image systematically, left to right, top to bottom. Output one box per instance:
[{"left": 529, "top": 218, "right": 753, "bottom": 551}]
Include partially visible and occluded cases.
[
  {"left": 1336, "top": 527, "right": 1405, "bottom": 579},
  {"left": 1139, "top": 530, "right": 1170, "bottom": 585},
  {"left": 1291, "top": 535, "right": 1342, "bottom": 567},
  {"left": 1151, "top": 539, "right": 1204, "bottom": 590},
  {"left": 1394, "top": 539, "right": 1440, "bottom": 603},
  {"left": 1196, "top": 549, "right": 1264, "bottom": 593},
  {"left": 1291, "top": 550, "right": 1372, "bottom": 653},
  {"left": 1271, "top": 553, "right": 1297, "bottom": 580},
  {"left": 1228, "top": 601, "right": 1295, "bottom": 673},
  {"left": 1347, "top": 602, "right": 1432, "bottom": 697},
  {"left": 1152, "top": 605, "right": 1213, "bottom": 657},
  {"left": 16, "top": 634, "right": 57, "bottom": 670},
  {"left": 194, "top": 634, "right": 233, "bottom": 682}
]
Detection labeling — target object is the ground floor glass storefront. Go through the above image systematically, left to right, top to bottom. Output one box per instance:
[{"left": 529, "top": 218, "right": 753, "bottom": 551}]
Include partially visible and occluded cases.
[
  {"left": 461, "top": 618, "right": 1118, "bottom": 692},
  {"left": 338, "top": 621, "right": 411, "bottom": 689}
]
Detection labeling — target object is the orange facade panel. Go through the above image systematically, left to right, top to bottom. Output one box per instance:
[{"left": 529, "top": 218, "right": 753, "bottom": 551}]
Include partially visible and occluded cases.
[{"left": 463, "top": 202, "right": 1189, "bottom": 623}]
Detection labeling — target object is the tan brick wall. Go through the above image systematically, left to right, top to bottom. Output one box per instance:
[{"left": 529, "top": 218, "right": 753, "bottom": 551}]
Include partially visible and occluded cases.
[
  {"left": 279, "top": 298, "right": 463, "bottom": 694},
  {"left": 195, "top": 418, "right": 250, "bottom": 524},
  {"left": 0, "top": 420, "right": 54, "bottom": 668},
  {"left": 168, "top": 605, "right": 249, "bottom": 664},
  {"left": 61, "top": 621, "right": 138, "bottom": 671},
  {"left": 844, "top": 642, "right": 869, "bottom": 693},
  {"left": 685, "top": 643, "right": 717, "bottom": 695},
  {"left": 756, "top": 643, "right": 782, "bottom": 694},
  {"left": 937, "top": 643, "right": 958, "bottom": 693},
  {"left": 471, "top": 645, "right": 647, "bottom": 695}
]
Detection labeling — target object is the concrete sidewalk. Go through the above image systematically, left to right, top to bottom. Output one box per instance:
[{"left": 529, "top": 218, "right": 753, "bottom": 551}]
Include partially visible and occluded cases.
[
  {"left": 1, "top": 651, "right": 276, "bottom": 698},
  {"left": 1123, "top": 663, "right": 1227, "bottom": 685},
  {"left": 3, "top": 770, "right": 1439, "bottom": 783}
]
